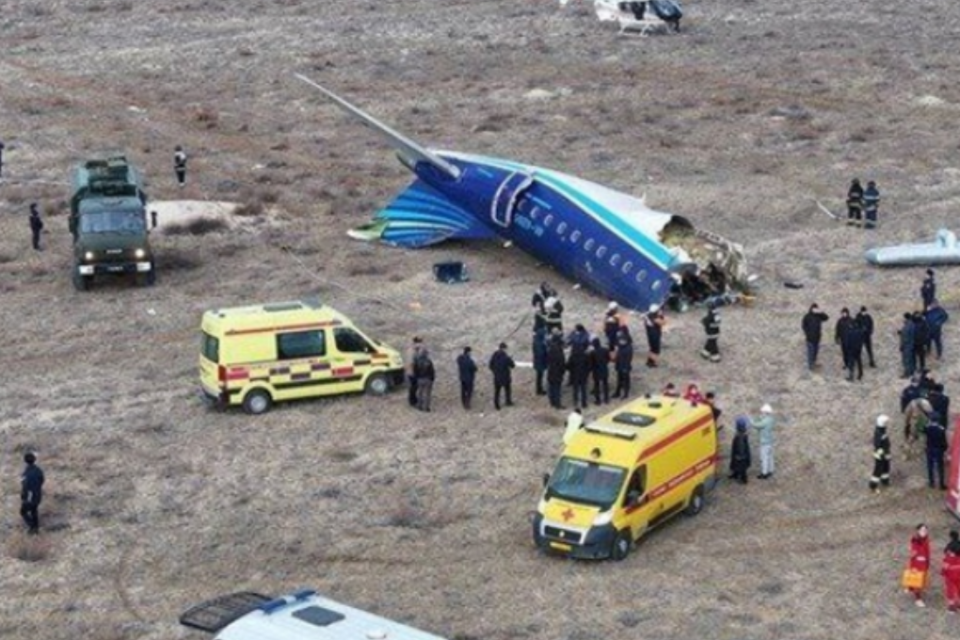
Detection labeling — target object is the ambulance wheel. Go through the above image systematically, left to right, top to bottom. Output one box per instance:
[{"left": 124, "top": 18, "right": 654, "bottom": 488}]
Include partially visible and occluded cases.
[
  {"left": 364, "top": 373, "right": 389, "bottom": 396},
  {"left": 242, "top": 389, "right": 272, "bottom": 415},
  {"left": 685, "top": 485, "right": 705, "bottom": 516},
  {"left": 610, "top": 529, "right": 632, "bottom": 561}
]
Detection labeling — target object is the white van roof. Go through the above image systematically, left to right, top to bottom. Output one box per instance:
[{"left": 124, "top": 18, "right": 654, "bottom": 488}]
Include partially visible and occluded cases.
[{"left": 180, "top": 589, "right": 448, "bottom": 640}]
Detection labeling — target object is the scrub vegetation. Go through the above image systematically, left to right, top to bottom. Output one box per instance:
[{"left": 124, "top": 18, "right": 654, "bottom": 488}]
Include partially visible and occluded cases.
[{"left": 2, "top": 1, "right": 960, "bottom": 639}]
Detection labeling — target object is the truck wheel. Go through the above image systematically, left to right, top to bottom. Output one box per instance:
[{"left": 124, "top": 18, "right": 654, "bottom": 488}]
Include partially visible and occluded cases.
[
  {"left": 143, "top": 265, "right": 156, "bottom": 287},
  {"left": 73, "top": 272, "right": 91, "bottom": 291},
  {"left": 364, "top": 372, "right": 389, "bottom": 396},
  {"left": 242, "top": 389, "right": 272, "bottom": 415},
  {"left": 685, "top": 485, "right": 705, "bottom": 516},
  {"left": 610, "top": 529, "right": 631, "bottom": 561}
]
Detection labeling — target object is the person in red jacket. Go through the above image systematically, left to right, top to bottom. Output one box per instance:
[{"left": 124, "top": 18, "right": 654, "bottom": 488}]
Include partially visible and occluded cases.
[
  {"left": 907, "top": 524, "right": 931, "bottom": 607},
  {"left": 944, "top": 530, "right": 960, "bottom": 612}
]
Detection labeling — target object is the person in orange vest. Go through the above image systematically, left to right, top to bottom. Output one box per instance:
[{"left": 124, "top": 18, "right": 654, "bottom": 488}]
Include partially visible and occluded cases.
[
  {"left": 906, "top": 524, "right": 931, "bottom": 607},
  {"left": 942, "top": 530, "right": 960, "bottom": 613}
]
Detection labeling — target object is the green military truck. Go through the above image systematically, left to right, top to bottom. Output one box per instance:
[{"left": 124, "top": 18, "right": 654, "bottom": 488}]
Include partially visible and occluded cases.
[{"left": 70, "top": 156, "right": 156, "bottom": 290}]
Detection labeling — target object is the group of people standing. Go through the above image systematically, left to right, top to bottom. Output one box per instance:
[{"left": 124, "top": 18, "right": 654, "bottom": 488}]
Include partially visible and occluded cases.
[
  {"left": 845, "top": 178, "right": 881, "bottom": 229},
  {"left": 801, "top": 303, "right": 876, "bottom": 379},
  {"left": 904, "top": 525, "right": 960, "bottom": 611}
]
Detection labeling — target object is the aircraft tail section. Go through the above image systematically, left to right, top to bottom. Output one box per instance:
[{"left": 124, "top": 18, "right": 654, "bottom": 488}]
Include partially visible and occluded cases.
[{"left": 348, "top": 178, "right": 497, "bottom": 247}]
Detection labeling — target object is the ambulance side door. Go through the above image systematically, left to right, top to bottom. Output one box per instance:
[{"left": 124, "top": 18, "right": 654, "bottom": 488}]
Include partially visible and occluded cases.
[
  {"left": 331, "top": 326, "right": 374, "bottom": 392},
  {"left": 274, "top": 329, "right": 330, "bottom": 399},
  {"left": 622, "top": 465, "right": 651, "bottom": 541}
]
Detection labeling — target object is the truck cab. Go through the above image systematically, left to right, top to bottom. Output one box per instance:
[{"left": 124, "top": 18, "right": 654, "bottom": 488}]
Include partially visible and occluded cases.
[{"left": 70, "top": 156, "right": 155, "bottom": 290}]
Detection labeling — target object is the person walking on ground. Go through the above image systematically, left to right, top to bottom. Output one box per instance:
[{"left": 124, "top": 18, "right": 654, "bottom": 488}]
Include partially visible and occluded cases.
[
  {"left": 0, "top": 139, "right": 5, "bottom": 177},
  {"left": 174, "top": 145, "right": 188, "bottom": 187},
  {"left": 846, "top": 178, "right": 864, "bottom": 226},
  {"left": 863, "top": 180, "right": 880, "bottom": 229},
  {"left": 29, "top": 203, "right": 43, "bottom": 251},
  {"left": 921, "top": 269, "right": 936, "bottom": 310},
  {"left": 543, "top": 295, "right": 564, "bottom": 335},
  {"left": 924, "top": 300, "right": 948, "bottom": 361},
  {"left": 699, "top": 304, "right": 721, "bottom": 362},
  {"left": 801, "top": 304, "right": 830, "bottom": 370},
  {"left": 644, "top": 306, "right": 665, "bottom": 368},
  {"left": 856, "top": 306, "right": 877, "bottom": 368},
  {"left": 899, "top": 313, "right": 917, "bottom": 379},
  {"left": 841, "top": 315, "right": 865, "bottom": 382},
  {"left": 567, "top": 324, "right": 591, "bottom": 409},
  {"left": 532, "top": 327, "right": 548, "bottom": 396},
  {"left": 546, "top": 334, "right": 566, "bottom": 409},
  {"left": 613, "top": 334, "right": 634, "bottom": 399},
  {"left": 406, "top": 336, "right": 423, "bottom": 407},
  {"left": 589, "top": 337, "right": 610, "bottom": 405},
  {"left": 489, "top": 342, "right": 515, "bottom": 410},
  {"left": 456, "top": 346, "right": 477, "bottom": 410},
  {"left": 414, "top": 349, "right": 435, "bottom": 412},
  {"left": 751, "top": 404, "right": 777, "bottom": 479},
  {"left": 925, "top": 414, "right": 948, "bottom": 490},
  {"left": 869, "top": 415, "right": 891, "bottom": 493},
  {"left": 729, "top": 417, "right": 752, "bottom": 484},
  {"left": 20, "top": 452, "right": 44, "bottom": 535},
  {"left": 905, "top": 524, "right": 931, "bottom": 607},
  {"left": 942, "top": 531, "right": 960, "bottom": 613}
]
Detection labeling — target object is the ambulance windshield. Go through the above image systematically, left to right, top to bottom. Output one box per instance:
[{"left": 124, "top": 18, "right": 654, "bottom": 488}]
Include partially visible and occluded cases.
[{"left": 546, "top": 457, "right": 626, "bottom": 510}]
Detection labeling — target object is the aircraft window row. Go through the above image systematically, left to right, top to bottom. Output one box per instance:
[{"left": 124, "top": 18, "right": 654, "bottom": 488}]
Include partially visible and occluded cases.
[{"left": 556, "top": 222, "right": 568, "bottom": 235}]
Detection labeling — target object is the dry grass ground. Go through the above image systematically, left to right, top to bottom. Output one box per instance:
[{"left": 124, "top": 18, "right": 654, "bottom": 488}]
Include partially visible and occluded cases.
[{"left": 3, "top": 1, "right": 960, "bottom": 638}]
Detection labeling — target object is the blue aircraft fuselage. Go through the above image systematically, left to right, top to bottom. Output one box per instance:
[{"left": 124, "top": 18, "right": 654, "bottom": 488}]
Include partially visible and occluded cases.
[{"left": 402, "top": 153, "right": 685, "bottom": 311}]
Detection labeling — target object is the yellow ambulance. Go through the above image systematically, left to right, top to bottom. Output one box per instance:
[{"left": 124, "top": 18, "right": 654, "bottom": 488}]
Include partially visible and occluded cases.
[
  {"left": 199, "top": 299, "right": 404, "bottom": 414},
  {"left": 533, "top": 394, "right": 718, "bottom": 560}
]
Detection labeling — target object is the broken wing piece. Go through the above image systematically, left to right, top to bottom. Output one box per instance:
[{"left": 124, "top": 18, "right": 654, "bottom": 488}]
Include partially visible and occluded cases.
[
  {"left": 295, "top": 74, "right": 461, "bottom": 181},
  {"left": 348, "top": 178, "right": 498, "bottom": 247}
]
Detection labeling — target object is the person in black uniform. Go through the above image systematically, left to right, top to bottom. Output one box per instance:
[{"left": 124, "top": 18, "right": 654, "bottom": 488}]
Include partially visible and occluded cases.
[
  {"left": 0, "top": 139, "right": 5, "bottom": 177},
  {"left": 174, "top": 145, "right": 188, "bottom": 187},
  {"left": 846, "top": 178, "right": 864, "bottom": 226},
  {"left": 862, "top": 180, "right": 880, "bottom": 229},
  {"left": 29, "top": 203, "right": 44, "bottom": 251},
  {"left": 921, "top": 269, "right": 936, "bottom": 310},
  {"left": 802, "top": 304, "right": 830, "bottom": 370},
  {"left": 856, "top": 306, "right": 876, "bottom": 368},
  {"left": 644, "top": 307, "right": 665, "bottom": 368},
  {"left": 912, "top": 311, "right": 929, "bottom": 374},
  {"left": 841, "top": 315, "right": 865, "bottom": 381},
  {"left": 566, "top": 324, "right": 590, "bottom": 409},
  {"left": 532, "top": 327, "right": 548, "bottom": 396},
  {"left": 613, "top": 334, "right": 634, "bottom": 398},
  {"left": 546, "top": 335, "right": 566, "bottom": 409},
  {"left": 589, "top": 337, "right": 610, "bottom": 405},
  {"left": 488, "top": 342, "right": 515, "bottom": 410},
  {"left": 456, "top": 347, "right": 477, "bottom": 410},
  {"left": 925, "top": 416, "right": 948, "bottom": 490},
  {"left": 729, "top": 417, "right": 751, "bottom": 484},
  {"left": 20, "top": 452, "right": 45, "bottom": 535}
]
